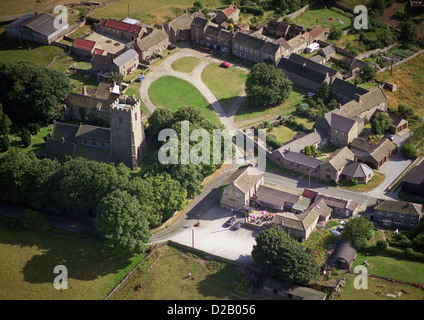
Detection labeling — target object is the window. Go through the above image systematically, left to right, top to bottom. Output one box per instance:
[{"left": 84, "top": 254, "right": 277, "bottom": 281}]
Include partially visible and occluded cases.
[
  {"left": 235, "top": 44, "right": 239, "bottom": 49},
  {"left": 119, "top": 116, "right": 123, "bottom": 124},
  {"left": 224, "top": 188, "right": 228, "bottom": 195},
  {"left": 236, "top": 193, "right": 241, "bottom": 199},
  {"left": 394, "top": 219, "right": 402, "bottom": 224}
]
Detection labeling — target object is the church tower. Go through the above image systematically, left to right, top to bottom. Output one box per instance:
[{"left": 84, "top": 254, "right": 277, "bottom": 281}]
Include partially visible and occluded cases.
[{"left": 110, "top": 97, "right": 146, "bottom": 169}]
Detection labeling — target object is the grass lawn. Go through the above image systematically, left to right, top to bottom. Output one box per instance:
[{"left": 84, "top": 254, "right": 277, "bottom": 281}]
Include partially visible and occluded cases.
[
  {"left": 89, "top": 0, "right": 228, "bottom": 25},
  {"left": 291, "top": 3, "right": 353, "bottom": 30},
  {"left": 0, "top": 27, "right": 65, "bottom": 67},
  {"left": 375, "top": 52, "right": 424, "bottom": 119},
  {"left": 171, "top": 57, "right": 200, "bottom": 74},
  {"left": 201, "top": 63, "right": 248, "bottom": 113},
  {"left": 148, "top": 75, "right": 221, "bottom": 127},
  {"left": 124, "top": 83, "right": 150, "bottom": 115},
  {"left": 235, "top": 86, "right": 308, "bottom": 128},
  {"left": 7, "top": 123, "right": 54, "bottom": 154},
  {"left": 267, "top": 125, "right": 297, "bottom": 145},
  {"left": 339, "top": 171, "right": 386, "bottom": 192},
  {"left": 0, "top": 223, "right": 146, "bottom": 300},
  {"left": 304, "top": 228, "right": 338, "bottom": 266},
  {"left": 109, "top": 244, "right": 267, "bottom": 300},
  {"left": 330, "top": 273, "right": 424, "bottom": 300}
]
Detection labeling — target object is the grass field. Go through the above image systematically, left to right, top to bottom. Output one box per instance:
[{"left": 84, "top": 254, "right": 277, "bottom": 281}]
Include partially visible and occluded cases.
[
  {"left": 89, "top": 0, "right": 228, "bottom": 25},
  {"left": 291, "top": 3, "right": 353, "bottom": 30},
  {"left": 0, "top": 27, "right": 65, "bottom": 67},
  {"left": 375, "top": 52, "right": 424, "bottom": 120},
  {"left": 171, "top": 57, "right": 200, "bottom": 74},
  {"left": 201, "top": 63, "right": 248, "bottom": 113},
  {"left": 148, "top": 75, "right": 221, "bottom": 127},
  {"left": 235, "top": 86, "right": 308, "bottom": 128},
  {"left": 7, "top": 124, "right": 54, "bottom": 154},
  {"left": 267, "top": 125, "right": 297, "bottom": 145},
  {"left": 339, "top": 172, "right": 386, "bottom": 192},
  {"left": 0, "top": 223, "right": 146, "bottom": 300},
  {"left": 109, "top": 244, "right": 267, "bottom": 300}
]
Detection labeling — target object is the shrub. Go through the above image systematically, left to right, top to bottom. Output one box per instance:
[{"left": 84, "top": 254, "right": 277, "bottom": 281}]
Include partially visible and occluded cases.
[
  {"left": 27, "top": 123, "right": 41, "bottom": 135},
  {"left": 20, "top": 127, "right": 32, "bottom": 147},
  {"left": 401, "top": 143, "right": 417, "bottom": 159},
  {"left": 22, "top": 209, "right": 51, "bottom": 231},
  {"left": 352, "top": 237, "right": 368, "bottom": 251},
  {"left": 376, "top": 239, "right": 389, "bottom": 251},
  {"left": 405, "top": 247, "right": 414, "bottom": 256}
]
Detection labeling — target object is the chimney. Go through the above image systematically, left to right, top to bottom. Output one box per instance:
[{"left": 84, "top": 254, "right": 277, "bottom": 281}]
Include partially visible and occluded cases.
[
  {"left": 82, "top": 86, "right": 87, "bottom": 96},
  {"left": 355, "top": 93, "right": 361, "bottom": 102},
  {"left": 61, "top": 137, "right": 65, "bottom": 143}
]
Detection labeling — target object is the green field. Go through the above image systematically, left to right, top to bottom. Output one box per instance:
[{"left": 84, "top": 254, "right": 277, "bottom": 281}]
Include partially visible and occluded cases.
[
  {"left": 89, "top": 0, "right": 228, "bottom": 25},
  {"left": 291, "top": 4, "right": 353, "bottom": 30},
  {"left": 0, "top": 27, "right": 65, "bottom": 67},
  {"left": 171, "top": 57, "right": 200, "bottom": 74},
  {"left": 202, "top": 63, "right": 248, "bottom": 113},
  {"left": 148, "top": 75, "right": 221, "bottom": 127},
  {"left": 235, "top": 86, "right": 308, "bottom": 128},
  {"left": 7, "top": 124, "right": 54, "bottom": 154},
  {"left": 268, "top": 125, "right": 297, "bottom": 145},
  {"left": 0, "top": 223, "right": 146, "bottom": 300},
  {"left": 109, "top": 244, "right": 267, "bottom": 300}
]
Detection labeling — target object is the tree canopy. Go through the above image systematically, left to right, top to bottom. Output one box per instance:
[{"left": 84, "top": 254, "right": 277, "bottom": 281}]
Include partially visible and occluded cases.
[
  {"left": 245, "top": 63, "right": 292, "bottom": 107},
  {"left": 94, "top": 189, "right": 151, "bottom": 258},
  {"left": 342, "top": 216, "right": 375, "bottom": 250},
  {"left": 252, "top": 227, "right": 320, "bottom": 285}
]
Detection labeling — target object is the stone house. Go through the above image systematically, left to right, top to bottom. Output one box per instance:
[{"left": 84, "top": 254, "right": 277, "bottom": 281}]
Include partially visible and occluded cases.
[
  {"left": 215, "top": 3, "right": 240, "bottom": 25},
  {"left": 162, "top": 12, "right": 204, "bottom": 43},
  {"left": 191, "top": 16, "right": 233, "bottom": 53},
  {"left": 134, "top": 29, "right": 169, "bottom": 61},
  {"left": 232, "top": 32, "right": 286, "bottom": 63},
  {"left": 72, "top": 38, "right": 98, "bottom": 58},
  {"left": 310, "top": 45, "right": 336, "bottom": 64},
  {"left": 91, "top": 48, "right": 139, "bottom": 78},
  {"left": 315, "top": 112, "right": 361, "bottom": 148},
  {"left": 349, "top": 138, "right": 396, "bottom": 169},
  {"left": 319, "top": 147, "right": 355, "bottom": 183},
  {"left": 273, "top": 149, "right": 323, "bottom": 179},
  {"left": 341, "top": 161, "right": 374, "bottom": 184},
  {"left": 220, "top": 166, "right": 264, "bottom": 211},
  {"left": 312, "top": 192, "right": 360, "bottom": 218},
  {"left": 369, "top": 199, "right": 423, "bottom": 229}
]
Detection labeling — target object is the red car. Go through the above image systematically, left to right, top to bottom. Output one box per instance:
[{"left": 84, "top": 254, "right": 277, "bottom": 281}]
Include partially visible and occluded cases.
[{"left": 221, "top": 61, "right": 230, "bottom": 68}]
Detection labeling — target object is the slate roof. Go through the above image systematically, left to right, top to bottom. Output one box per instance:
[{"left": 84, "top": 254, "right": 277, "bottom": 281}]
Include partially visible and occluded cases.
[
  {"left": 191, "top": 16, "right": 209, "bottom": 29},
  {"left": 267, "top": 20, "right": 289, "bottom": 35},
  {"left": 137, "top": 29, "right": 168, "bottom": 50},
  {"left": 233, "top": 32, "right": 266, "bottom": 50},
  {"left": 272, "top": 37, "right": 292, "bottom": 50},
  {"left": 318, "top": 45, "right": 336, "bottom": 57},
  {"left": 113, "top": 48, "right": 138, "bottom": 67},
  {"left": 288, "top": 53, "right": 339, "bottom": 77},
  {"left": 277, "top": 57, "right": 329, "bottom": 85},
  {"left": 330, "top": 78, "right": 368, "bottom": 100},
  {"left": 335, "top": 86, "right": 387, "bottom": 119},
  {"left": 65, "top": 92, "right": 115, "bottom": 113},
  {"left": 324, "top": 112, "right": 357, "bottom": 134},
  {"left": 51, "top": 122, "right": 79, "bottom": 142},
  {"left": 76, "top": 125, "right": 111, "bottom": 142},
  {"left": 275, "top": 128, "right": 328, "bottom": 154},
  {"left": 45, "top": 138, "right": 76, "bottom": 160},
  {"left": 350, "top": 138, "right": 396, "bottom": 163},
  {"left": 279, "top": 149, "right": 323, "bottom": 169},
  {"left": 341, "top": 161, "right": 373, "bottom": 178},
  {"left": 402, "top": 161, "right": 424, "bottom": 185},
  {"left": 255, "top": 184, "right": 300, "bottom": 208},
  {"left": 314, "top": 193, "right": 360, "bottom": 212},
  {"left": 374, "top": 199, "right": 422, "bottom": 216}
]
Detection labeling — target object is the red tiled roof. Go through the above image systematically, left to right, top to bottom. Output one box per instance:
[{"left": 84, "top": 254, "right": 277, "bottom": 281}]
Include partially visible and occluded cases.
[
  {"left": 222, "top": 3, "right": 238, "bottom": 17},
  {"left": 100, "top": 18, "right": 141, "bottom": 35},
  {"left": 73, "top": 38, "right": 95, "bottom": 51},
  {"left": 94, "top": 48, "right": 104, "bottom": 55},
  {"left": 302, "top": 189, "right": 318, "bottom": 200}
]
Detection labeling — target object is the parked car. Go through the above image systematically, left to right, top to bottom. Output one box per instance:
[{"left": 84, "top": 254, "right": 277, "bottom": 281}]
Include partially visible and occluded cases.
[
  {"left": 221, "top": 61, "right": 230, "bottom": 68},
  {"left": 136, "top": 75, "right": 145, "bottom": 82},
  {"left": 306, "top": 92, "right": 315, "bottom": 98},
  {"left": 389, "top": 135, "right": 395, "bottom": 141},
  {"left": 226, "top": 215, "right": 237, "bottom": 227},
  {"left": 233, "top": 222, "right": 242, "bottom": 230}
]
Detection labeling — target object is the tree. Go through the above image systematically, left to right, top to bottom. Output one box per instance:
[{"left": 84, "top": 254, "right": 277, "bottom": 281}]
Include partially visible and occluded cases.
[
  {"left": 401, "top": 20, "right": 418, "bottom": 43},
  {"left": 329, "top": 26, "right": 343, "bottom": 40},
  {"left": 245, "top": 63, "right": 292, "bottom": 107},
  {"left": 360, "top": 63, "right": 377, "bottom": 82},
  {"left": 108, "top": 71, "right": 124, "bottom": 86},
  {"left": 318, "top": 82, "right": 330, "bottom": 103},
  {"left": 0, "top": 103, "right": 12, "bottom": 151},
  {"left": 397, "top": 104, "right": 414, "bottom": 119},
  {"left": 375, "top": 112, "right": 393, "bottom": 131},
  {"left": 371, "top": 118, "right": 383, "bottom": 135},
  {"left": 20, "top": 127, "right": 32, "bottom": 147},
  {"left": 401, "top": 143, "right": 417, "bottom": 159},
  {"left": 304, "top": 145, "right": 311, "bottom": 156},
  {"left": 94, "top": 190, "right": 151, "bottom": 258},
  {"left": 342, "top": 216, "right": 375, "bottom": 242},
  {"left": 252, "top": 227, "right": 320, "bottom": 285},
  {"left": 376, "top": 239, "right": 389, "bottom": 251}
]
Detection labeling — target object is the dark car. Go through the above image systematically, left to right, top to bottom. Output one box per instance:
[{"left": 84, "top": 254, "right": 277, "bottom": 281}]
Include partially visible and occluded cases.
[
  {"left": 136, "top": 75, "right": 145, "bottom": 82},
  {"left": 226, "top": 215, "right": 237, "bottom": 227},
  {"left": 233, "top": 222, "right": 242, "bottom": 230}
]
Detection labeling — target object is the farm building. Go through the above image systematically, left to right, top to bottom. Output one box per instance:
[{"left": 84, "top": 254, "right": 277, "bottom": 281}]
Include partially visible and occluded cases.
[
  {"left": 6, "top": 13, "right": 69, "bottom": 45},
  {"left": 401, "top": 161, "right": 424, "bottom": 198},
  {"left": 329, "top": 238, "right": 357, "bottom": 269},
  {"left": 263, "top": 278, "right": 327, "bottom": 300}
]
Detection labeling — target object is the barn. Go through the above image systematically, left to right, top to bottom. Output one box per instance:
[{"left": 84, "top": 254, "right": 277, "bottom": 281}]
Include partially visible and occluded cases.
[{"left": 330, "top": 238, "right": 357, "bottom": 269}]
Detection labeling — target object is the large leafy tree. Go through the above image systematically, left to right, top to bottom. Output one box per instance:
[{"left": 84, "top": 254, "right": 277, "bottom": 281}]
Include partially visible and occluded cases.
[
  {"left": 401, "top": 20, "right": 418, "bottom": 43},
  {"left": 0, "top": 61, "right": 71, "bottom": 124},
  {"left": 245, "top": 62, "right": 292, "bottom": 107},
  {"left": 94, "top": 189, "right": 151, "bottom": 258},
  {"left": 342, "top": 216, "right": 375, "bottom": 244},
  {"left": 252, "top": 227, "right": 320, "bottom": 285}
]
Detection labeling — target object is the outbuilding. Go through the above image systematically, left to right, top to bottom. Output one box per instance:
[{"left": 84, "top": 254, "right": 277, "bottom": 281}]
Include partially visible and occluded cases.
[{"left": 330, "top": 238, "right": 357, "bottom": 269}]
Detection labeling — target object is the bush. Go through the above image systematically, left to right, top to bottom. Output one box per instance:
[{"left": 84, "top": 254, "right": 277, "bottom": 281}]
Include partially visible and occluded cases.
[
  {"left": 27, "top": 123, "right": 41, "bottom": 135},
  {"left": 20, "top": 127, "right": 32, "bottom": 147},
  {"left": 401, "top": 143, "right": 417, "bottom": 159},
  {"left": 22, "top": 209, "right": 51, "bottom": 231},
  {"left": 352, "top": 237, "right": 369, "bottom": 251},
  {"left": 376, "top": 239, "right": 389, "bottom": 251},
  {"left": 405, "top": 247, "right": 414, "bottom": 256}
]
